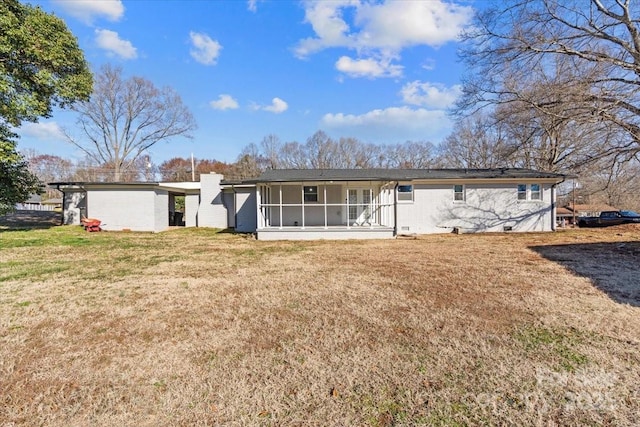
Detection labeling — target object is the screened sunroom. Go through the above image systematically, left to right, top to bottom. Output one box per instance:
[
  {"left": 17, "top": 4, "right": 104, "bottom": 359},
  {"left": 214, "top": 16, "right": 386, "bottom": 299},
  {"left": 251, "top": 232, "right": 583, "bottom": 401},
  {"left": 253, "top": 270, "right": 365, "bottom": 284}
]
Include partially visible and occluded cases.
[{"left": 255, "top": 180, "right": 396, "bottom": 240}]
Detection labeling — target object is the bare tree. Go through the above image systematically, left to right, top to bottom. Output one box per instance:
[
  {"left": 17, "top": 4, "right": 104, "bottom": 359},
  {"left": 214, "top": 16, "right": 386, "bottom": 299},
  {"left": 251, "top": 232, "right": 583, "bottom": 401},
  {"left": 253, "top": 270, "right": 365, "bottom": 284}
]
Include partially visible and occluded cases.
[
  {"left": 458, "top": 0, "right": 640, "bottom": 166},
  {"left": 64, "top": 65, "right": 196, "bottom": 181},
  {"left": 438, "top": 112, "right": 510, "bottom": 168},
  {"left": 305, "top": 130, "right": 336, "bottom": 169},
  {"left": 260, "top": 134, "right": 282, "bottom": 170},
  {"left": 279, "top": 141, "right": 308, "bottom": 168},
  {"left": 24, "top": 151, "right": 74, "bottom": 197},
  {"left": 158, "top": 156, "right": 229, "bottom": 181},
  {"left": 576, "top": 157, "right": 640, "bottom": 210}
]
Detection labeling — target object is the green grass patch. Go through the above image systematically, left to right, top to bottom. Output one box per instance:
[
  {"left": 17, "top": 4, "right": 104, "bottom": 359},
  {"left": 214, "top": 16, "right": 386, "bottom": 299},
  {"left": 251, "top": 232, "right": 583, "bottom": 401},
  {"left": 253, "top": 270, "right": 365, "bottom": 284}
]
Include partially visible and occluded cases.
[
  {"left": 0, "top": 226, "right": 109, "bottom": 249},
  {"left": 0, "top": 260, "right": 72, "bottom": 282},
  {"left": 514, "top": 325, "right": 590, "bottom": 372}
]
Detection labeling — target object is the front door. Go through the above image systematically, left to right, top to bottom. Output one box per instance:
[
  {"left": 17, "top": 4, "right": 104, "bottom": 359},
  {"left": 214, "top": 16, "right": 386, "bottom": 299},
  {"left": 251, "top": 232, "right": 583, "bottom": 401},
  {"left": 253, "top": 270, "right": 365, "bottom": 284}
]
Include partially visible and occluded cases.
[{"left": 348, "top": 188, "right": 373, "bottom": 226}]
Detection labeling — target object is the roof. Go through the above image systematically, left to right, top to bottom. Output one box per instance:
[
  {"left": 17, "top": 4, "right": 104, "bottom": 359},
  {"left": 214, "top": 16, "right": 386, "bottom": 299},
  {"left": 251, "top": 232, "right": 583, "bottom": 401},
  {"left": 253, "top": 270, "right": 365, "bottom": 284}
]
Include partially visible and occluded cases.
[
  {"left": 252, "top": 168, "right": 568, "bottom": 183},
  {"left": 49, "top": 181, "right": 160, "bottom": 187},
  {"left": 49, "top": 181, "right": 201, "bottom": 194},
  {"left": 23, "top": 194, "right": 43, "bottom": 204},
  {"left": 42, "top": 198, "right": 62, "bottom": 205},
  {"left": 567, "top": 203, "right": 618, "bottom": 212},
  {"left": 556, "top": 207, "right": 574, "bottom": 216}
]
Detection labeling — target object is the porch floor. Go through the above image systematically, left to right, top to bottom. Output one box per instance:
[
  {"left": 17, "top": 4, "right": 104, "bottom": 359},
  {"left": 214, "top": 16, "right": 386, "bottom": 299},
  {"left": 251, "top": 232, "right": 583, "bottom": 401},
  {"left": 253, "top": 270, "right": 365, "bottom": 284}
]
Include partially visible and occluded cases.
[{"left": 256, "top": 225, "right": 395, "bottom": 241}]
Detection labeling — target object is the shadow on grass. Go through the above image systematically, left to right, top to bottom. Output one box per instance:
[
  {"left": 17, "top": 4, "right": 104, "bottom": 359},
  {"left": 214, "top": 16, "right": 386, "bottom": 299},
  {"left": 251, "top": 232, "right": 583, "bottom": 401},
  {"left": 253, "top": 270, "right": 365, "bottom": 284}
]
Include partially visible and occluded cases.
[
  {"left": 0, "top": 211, "right": 61, "bottom": 232},
  {"left": 530, "top": 241, "right": 640, "bottom": 307}
]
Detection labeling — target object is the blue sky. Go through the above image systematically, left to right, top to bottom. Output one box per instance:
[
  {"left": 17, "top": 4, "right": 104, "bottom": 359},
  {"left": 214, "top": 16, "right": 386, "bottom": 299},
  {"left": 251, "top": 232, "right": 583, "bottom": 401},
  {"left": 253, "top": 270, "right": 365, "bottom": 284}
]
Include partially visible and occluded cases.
[{"left": 17, "top": 0, "right": 475, "bottom": 164}]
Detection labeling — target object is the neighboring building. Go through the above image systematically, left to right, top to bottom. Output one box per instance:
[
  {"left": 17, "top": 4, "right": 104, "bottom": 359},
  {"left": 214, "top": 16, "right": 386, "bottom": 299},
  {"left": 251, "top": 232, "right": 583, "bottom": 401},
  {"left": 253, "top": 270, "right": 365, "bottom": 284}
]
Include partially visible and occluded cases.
[
  {"left": 52, "top": 168, "right": 568, "bottom": 239},
  {"left": 15, "top": 194, "right": 60, "bottom": 211},
  {"left": 15, "top": 194, "right": 43, "bottom": 211},
  {"left": 556, "top": 203, "right": 619, "bottom": 228},
  {"left": 566, "top": 203, "right": 618, "bottom": 217},
  {"left": 555, "top": 207, "right": 575, "bottom": 227}
]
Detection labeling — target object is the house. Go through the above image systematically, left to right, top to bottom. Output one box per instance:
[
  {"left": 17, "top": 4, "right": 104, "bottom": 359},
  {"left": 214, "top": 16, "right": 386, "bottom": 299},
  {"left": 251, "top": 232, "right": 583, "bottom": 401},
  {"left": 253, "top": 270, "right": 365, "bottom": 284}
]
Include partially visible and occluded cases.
[
  {"left": 52, "top": 168, "right": 568, "bottom": 239},
  {"left": 566, "top": 203, "right": 618, "bottom": 217},
  {"left": 555, "top": 207, "right": 575, "bottom": 227}
]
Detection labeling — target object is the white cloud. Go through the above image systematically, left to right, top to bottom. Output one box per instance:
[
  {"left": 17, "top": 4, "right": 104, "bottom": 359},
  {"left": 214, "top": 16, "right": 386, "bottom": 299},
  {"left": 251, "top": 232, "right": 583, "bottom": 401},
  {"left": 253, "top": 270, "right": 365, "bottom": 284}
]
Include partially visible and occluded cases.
[
  {"left": 52, "top": 0, "right": 124, "bottom": 24},
  {"left": 247, "top": 0, "right": 264, "bottom": 12},
  {"left": 294, "top": 0, "right": 472, "bottom": 79},
  {"left": 295, "top": 0, "right": 354, "bottom": 58},
  {"left": 296, "top": 0, "right": 472, "bottom": 56},
  {"left": 354, "top": 1, "right": 473, "bottom": 49},
  {"left": 95, "top": 29, "right": 137, "bottom": 59},
  {"left": 189, "top": 32, "right": 222, "bottom": 65},
  {"left": 335, "top": 55, "right": 402, "bottom": 78},
  {"left": 422, "top": 58, "right": 437, "bottom": 71},
  {"left": 400, "top": 81, "right": 462, "bottom": 109},
  {"left": 210, "top": 94, "right": 239, "bottom": 110},
  {"left": 263, "top": 98, "right": 288, "bottom": 114},
  {"left": 321, "top": 106, "right": 452, "bottom": 142},
  {"left": 18, "top": 121, "right": 65, "bottom": 141}
]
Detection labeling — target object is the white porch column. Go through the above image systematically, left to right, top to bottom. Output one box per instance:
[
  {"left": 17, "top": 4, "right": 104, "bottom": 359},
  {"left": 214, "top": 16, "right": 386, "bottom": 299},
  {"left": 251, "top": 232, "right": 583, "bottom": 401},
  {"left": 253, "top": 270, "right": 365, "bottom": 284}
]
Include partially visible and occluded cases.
[
  {"left": 346, "top": 182, "right": 350, "bottom": 229},
  {"left": 300, "top": 183, "right": 305, "bottom": 229},
  {"left": 256, "top": 184, "right": 263, "bottom": 229},
  {"left": 323, "top": 184, "right": 328, "bottom": 229},
  {"left": 279, "top": 185, "right": 283, "bottom": 230}
]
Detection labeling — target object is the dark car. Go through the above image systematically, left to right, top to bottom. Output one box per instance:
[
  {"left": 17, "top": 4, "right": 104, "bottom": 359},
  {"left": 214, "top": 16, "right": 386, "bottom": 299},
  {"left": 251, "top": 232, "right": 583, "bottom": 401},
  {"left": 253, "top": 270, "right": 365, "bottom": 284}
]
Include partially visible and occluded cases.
[{"left": 578, "top": 210, "right": 640, "bottom": 227}]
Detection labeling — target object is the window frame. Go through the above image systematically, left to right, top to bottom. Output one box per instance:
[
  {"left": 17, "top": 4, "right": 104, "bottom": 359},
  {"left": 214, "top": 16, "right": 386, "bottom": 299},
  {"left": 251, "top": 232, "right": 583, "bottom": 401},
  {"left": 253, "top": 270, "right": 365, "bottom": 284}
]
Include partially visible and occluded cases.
[
  {"left": 517, "top": 183, "right": 543, "bottom": 201},
  {"left": 530, "top": 183, "right": 541, "bottom": 200},
  {"left": 397, "top": 184, "right": 414, "bottom": 203},
  {"left": 453, "top": 184, "right": 465, "bottom": 202},
  {"left": 517, "top": 184, "right": 528, "bottom": 200},
  {"left": 303, "top": 185, "right": 318, "bottom": 203}
]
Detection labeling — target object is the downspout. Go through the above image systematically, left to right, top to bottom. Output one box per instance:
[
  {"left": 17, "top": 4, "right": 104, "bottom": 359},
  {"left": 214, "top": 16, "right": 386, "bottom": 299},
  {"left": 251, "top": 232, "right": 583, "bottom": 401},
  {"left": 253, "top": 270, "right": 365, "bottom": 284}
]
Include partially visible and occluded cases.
[
  {"left": 551, "top": 183, "right": 556, "bottom": 231},
  {"left": 56, "top": 184, "right": 65, "bottom": 225},
  {"left": 232, "top": 185, "right": 238, "bottom": 230}
]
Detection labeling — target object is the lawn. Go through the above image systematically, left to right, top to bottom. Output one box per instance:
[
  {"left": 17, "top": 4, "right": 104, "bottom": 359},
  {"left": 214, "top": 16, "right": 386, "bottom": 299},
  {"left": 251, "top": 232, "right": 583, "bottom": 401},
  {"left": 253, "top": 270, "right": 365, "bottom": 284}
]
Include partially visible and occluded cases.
[{"left": 1, "top": 224, "right": 639, "bottom": 426}]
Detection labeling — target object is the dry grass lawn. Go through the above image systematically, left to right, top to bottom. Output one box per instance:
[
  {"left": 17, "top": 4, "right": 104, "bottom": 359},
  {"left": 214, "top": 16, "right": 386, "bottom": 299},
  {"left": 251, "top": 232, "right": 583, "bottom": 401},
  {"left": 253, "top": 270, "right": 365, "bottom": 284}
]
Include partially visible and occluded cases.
[{"left": 1, "top": 223, "right": 639, "bottom": 426}]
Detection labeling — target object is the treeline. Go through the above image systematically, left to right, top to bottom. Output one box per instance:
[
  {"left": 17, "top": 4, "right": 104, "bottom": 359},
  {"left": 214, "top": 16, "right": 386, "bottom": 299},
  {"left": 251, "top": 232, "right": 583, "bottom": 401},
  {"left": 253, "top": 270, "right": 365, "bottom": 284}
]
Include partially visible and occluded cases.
[{"left": 25, "top": 126, "right": 640, "bottom": 210}]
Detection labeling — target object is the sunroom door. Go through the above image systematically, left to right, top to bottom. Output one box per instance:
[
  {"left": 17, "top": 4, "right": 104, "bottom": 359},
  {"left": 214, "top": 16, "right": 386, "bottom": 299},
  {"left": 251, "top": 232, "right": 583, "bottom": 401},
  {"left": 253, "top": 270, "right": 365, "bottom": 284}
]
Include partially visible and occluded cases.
[{"left": 348, "top": 188, "right": 373, "bottom": 226}]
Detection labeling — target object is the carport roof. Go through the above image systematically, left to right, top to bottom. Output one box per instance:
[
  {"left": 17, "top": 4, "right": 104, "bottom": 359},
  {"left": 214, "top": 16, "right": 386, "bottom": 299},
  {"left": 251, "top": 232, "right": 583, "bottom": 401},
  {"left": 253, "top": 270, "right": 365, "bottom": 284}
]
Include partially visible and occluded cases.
[
  {"left": 251, "top": 168, "right": 569, "bottom": 183},
  {"left": 48, "top": 181, "right": 201, "bottom": 193}
]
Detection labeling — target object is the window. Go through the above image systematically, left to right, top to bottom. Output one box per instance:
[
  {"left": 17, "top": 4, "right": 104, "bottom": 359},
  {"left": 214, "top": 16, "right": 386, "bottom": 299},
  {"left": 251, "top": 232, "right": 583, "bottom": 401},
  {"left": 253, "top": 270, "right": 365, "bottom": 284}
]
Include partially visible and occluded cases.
[
  {"left": 397, "top": 184, "right": 413, "bottom": 202},
  {"left": 454, "top": 184, "right": 465, "bottom": 201},
  {"left": 517, "top": 184, "right": 527, "bottom": 200},
  {"left": 517, "top": 184, "right": 542, "bottom": 201},
  {"left": 530, "top": 184, "right": 541, "bottom": 200},
  {"left": 303, "top": 186, "right": 318, "bottom": 202}
]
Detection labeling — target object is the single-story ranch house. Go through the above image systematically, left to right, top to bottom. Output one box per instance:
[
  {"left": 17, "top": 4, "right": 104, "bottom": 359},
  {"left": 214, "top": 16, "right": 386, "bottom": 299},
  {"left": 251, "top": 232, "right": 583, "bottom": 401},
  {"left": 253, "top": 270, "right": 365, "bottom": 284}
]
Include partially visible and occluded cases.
[{"left": 51, "top": 168, "right": 568, "bottom": 240}]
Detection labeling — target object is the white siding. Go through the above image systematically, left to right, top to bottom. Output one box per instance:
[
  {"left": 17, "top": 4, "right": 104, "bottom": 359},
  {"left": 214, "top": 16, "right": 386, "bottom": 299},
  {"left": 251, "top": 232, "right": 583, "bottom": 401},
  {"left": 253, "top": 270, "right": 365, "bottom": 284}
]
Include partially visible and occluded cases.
[
  {"left": 198, "top": 174, "right": 228, "bottom": 228},
  {"left": 397, "top": 182, "right": 554, "bottom": 234},
  {"left": 87, "top": 188, "right": 162, "bottom": 232},
  {"left": 235, "top": 189, "right": 257, "bottom": 232},
  {"left": 153, "top": 190, "right": 169, "bottom": 232},
  {"left": 184, "top": 193, "right": 199, "bottom": 227}
]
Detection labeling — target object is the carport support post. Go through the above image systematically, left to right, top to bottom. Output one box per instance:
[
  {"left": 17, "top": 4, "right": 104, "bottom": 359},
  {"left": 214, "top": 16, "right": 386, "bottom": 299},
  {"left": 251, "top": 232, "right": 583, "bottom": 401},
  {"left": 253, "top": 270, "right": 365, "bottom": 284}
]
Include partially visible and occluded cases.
[{"left": 256, "top": 185, "right": 263, "bottom": 229}]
